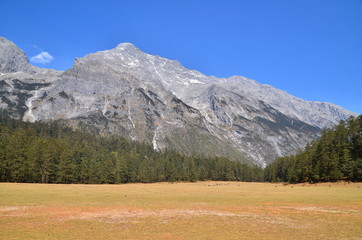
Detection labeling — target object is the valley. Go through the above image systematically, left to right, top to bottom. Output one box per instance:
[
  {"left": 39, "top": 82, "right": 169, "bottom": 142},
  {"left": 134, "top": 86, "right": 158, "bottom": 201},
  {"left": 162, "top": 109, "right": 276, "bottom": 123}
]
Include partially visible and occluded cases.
[{"left": 1, "top": 2, "right": 361, "bottom": 240}]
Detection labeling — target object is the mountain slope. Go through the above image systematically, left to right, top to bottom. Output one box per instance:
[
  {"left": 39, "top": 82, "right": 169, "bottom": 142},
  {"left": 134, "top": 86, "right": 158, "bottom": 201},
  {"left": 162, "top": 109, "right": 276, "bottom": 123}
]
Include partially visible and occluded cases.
[
  {"left": 0, "top": 37, "right": 357, "bottom": 165},
  {"left": 0, "top": 37, "right": 60, "bottom": 119},
  {"left": 15, "top": 42, "right": 246, "bottom": 162},
  {"left": 72, "top": 42, "right": 355, "bottom": 165}
]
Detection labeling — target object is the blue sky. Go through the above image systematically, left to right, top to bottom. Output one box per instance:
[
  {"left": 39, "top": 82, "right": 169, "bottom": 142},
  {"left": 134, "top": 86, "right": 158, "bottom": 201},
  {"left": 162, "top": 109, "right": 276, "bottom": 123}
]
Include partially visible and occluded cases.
[{"left": 1, "top": 0, "right": 361, "bottom": 113}]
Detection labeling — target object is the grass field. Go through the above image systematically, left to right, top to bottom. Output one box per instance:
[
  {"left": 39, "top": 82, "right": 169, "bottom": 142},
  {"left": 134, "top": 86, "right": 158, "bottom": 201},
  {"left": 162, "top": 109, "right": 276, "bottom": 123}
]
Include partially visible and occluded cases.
[{"left": 0, "top": 182, "right": 361, "bottom": 240}]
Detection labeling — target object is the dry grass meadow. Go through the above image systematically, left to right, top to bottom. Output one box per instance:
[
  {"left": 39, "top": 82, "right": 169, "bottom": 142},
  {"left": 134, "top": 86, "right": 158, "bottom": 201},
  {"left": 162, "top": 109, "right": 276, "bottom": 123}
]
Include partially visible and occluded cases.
[{"left": 0, "top": 181, "right": 361, "bottom": 240}]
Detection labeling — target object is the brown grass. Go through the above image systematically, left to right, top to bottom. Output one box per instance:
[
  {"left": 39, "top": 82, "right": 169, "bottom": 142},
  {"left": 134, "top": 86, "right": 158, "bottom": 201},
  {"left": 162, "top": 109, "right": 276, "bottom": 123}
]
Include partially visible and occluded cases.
[{"left": 0, "top": 181, "right": 361, "bottom": 239}]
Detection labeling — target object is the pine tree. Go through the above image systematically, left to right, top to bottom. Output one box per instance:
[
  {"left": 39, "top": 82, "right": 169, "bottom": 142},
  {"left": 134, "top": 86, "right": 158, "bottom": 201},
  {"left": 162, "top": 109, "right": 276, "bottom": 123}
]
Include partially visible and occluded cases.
[{"left": 57, "top": 147, "right": 76, "bottom": 183}]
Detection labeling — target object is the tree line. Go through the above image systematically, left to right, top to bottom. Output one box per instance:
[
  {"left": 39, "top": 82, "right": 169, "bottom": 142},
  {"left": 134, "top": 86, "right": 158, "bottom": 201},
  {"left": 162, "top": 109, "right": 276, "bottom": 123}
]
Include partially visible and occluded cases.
[
  {"left": 1, "top": 113, "right": 360, "bottom": 184},
  {"left": 0, "top": 114, "right": 263, "bottom": 184},
  {"left": 264, "top": 115, "right": 362, "bottom": 183}
]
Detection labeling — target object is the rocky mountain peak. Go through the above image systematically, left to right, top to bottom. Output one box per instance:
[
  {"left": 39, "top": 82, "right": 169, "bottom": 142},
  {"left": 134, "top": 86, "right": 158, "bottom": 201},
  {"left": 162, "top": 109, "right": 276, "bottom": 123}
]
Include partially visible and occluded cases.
[
  {"left": 0, "top": 37, "right": 31, "bottom": 73},
  {"left": 0, "top": 37, "right": 358, "bottom": 165},
  {"left": 115, "top": 42, "right": 139, "bottom": 51}
]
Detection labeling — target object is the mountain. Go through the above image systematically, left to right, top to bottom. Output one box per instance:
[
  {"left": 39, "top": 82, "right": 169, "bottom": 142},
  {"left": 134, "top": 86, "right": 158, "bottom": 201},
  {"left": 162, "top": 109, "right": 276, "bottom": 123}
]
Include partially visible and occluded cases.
[
  {"left": 0, "top": 37, "right": 357, "bottom": 165},
  {"left": 0, "top": 37, "right": 60, "bottom": 119},
  {"left": 264, "top": 115, "right": 362, "bottom": 183}
]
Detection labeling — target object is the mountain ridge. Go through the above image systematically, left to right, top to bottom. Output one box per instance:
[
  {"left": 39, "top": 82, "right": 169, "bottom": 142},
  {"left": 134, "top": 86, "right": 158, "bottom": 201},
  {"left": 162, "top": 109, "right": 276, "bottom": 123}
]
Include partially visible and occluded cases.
[{"left": 0, "top": 37, "right": 358, "bottom": 165}]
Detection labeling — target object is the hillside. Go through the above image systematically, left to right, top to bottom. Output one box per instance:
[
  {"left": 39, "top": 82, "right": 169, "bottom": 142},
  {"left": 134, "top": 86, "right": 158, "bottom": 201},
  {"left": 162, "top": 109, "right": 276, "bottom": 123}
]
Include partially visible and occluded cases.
[{"left": 264, "top": 115, "right": 362, "bottom": 182}]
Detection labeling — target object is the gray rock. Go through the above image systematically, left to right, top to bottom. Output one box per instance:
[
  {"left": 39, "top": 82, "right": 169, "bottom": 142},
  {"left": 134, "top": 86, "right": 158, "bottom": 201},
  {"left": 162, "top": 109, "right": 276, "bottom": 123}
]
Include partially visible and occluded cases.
[
  {"left": 0, "top": 36, "right": 32, "bottom": 73},
  {"left": 0, "top": 37, "right": 358, "bottom": 165},
  {"left": 0, "top": 37, "right": 61, "bottom": 119}
]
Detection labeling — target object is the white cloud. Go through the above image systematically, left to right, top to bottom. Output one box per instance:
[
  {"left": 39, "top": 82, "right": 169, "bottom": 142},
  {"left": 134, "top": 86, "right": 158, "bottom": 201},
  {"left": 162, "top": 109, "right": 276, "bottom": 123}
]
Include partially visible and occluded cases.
[{"left": 30, "top": 51, "right": 54, "bottom": 64}]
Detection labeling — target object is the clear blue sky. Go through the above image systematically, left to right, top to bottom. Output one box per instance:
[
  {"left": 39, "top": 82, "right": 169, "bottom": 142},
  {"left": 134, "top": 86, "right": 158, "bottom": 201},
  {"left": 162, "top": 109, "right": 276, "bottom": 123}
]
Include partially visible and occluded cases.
[{"left": 1, "top": 0, "right": 361, "bottom": 113}]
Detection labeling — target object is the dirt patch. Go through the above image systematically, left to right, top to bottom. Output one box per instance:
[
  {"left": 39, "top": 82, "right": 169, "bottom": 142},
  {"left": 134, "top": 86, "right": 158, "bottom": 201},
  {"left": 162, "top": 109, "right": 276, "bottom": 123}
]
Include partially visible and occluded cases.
[
  {"left": 0, "top": 205, "right": 302, "bottom": 228},
  {"left": 0, "top": 206, "right": 28, "bottom": 211},
  {"left": 0, "top": 206, "right": 30, "bottom": 217},
  {"left": 282, "top": 206, "right": 362, "bottom": 215},
  {"left": 66, "top": 208, "right": 302, "bottom": 228},
  {"left": 69, "top": 208, "right": 245, "bottom": 223}
]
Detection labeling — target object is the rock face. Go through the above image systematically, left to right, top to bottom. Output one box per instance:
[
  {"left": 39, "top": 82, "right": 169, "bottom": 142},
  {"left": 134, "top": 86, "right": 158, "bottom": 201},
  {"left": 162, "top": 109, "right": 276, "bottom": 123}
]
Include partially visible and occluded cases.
[
  {"left": 0, "top": 37, "right": 358, "bottom": 165},
  {"left": 0, "top": 37, "right": 31, "bottom": 73},
  {"left": 0, "top": 37, "right": 60, "bottom": 119}
]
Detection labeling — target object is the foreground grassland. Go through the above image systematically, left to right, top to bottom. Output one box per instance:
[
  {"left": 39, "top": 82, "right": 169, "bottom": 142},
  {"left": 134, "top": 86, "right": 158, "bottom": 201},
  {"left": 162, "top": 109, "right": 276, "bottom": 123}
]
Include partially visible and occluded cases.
[{"left": 0, "top": 182, "right": 361, "bottom": 240}]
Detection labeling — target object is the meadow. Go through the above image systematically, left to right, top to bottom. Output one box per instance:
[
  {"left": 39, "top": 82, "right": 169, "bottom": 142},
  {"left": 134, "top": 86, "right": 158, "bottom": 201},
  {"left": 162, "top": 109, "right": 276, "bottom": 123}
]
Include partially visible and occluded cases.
[{"left": 0, "top": 182, "right": 361, "bottom": 240}]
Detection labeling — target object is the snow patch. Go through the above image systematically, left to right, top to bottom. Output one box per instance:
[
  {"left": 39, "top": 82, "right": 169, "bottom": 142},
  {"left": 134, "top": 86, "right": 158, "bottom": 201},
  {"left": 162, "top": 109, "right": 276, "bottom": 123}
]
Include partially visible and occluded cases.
[
  {"left": 127, "top": 59, "right": 139, "bottom": 67},
  {"left": 189, "top": 79, "right": 205, "bottom": 84}
]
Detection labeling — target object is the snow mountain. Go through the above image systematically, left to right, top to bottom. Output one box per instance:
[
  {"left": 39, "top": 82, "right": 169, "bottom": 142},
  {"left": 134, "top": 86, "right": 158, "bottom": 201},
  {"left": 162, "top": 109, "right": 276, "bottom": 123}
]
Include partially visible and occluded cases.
[{"left": 0, "top": 37, "right": 357, "bottom": 165}]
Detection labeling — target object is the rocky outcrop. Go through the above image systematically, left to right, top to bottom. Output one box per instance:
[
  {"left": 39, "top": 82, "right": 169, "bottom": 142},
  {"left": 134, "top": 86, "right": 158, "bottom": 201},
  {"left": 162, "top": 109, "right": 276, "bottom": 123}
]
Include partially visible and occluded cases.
[{"left": 0, "top": 37, "right": 31, "bottom": 73}]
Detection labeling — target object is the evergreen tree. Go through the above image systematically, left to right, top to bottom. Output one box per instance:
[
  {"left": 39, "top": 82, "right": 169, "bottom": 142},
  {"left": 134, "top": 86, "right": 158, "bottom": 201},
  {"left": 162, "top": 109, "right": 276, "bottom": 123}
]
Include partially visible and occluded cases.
[{"left": 265, "top": 115, "right": 362, "bottom": 183}]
